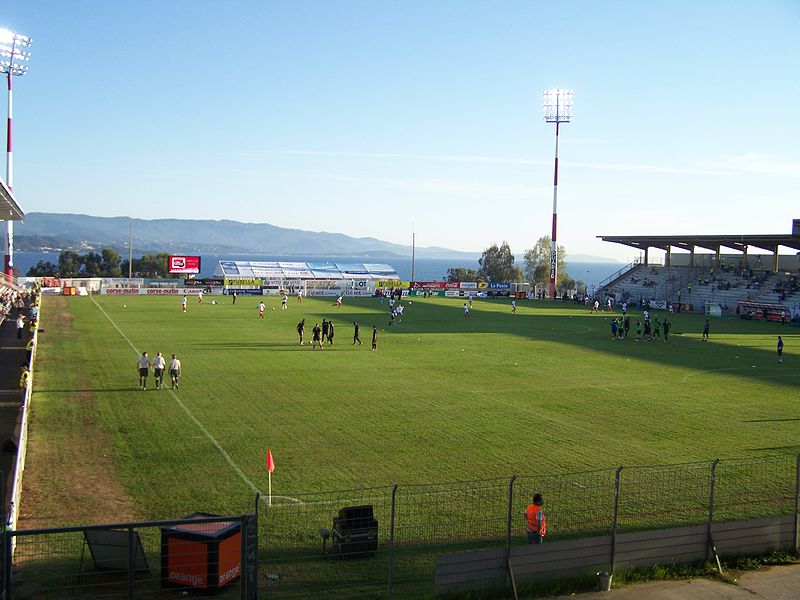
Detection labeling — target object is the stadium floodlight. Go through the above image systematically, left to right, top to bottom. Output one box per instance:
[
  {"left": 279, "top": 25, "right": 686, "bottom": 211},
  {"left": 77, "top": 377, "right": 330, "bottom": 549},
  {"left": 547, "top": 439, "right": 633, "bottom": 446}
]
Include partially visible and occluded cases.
[
  {"left": 1, "top": 27, "right": 32, "bottom": 279},
  {"left": 542, "top": 88, "right": 573, "bottom": 299}
]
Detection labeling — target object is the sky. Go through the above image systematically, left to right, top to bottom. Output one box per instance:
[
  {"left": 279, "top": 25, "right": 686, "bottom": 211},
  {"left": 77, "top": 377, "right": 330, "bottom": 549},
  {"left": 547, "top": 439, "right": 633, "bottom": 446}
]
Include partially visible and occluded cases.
[{"left": 2, "top": 1, "right": 800, "bottom": 262}]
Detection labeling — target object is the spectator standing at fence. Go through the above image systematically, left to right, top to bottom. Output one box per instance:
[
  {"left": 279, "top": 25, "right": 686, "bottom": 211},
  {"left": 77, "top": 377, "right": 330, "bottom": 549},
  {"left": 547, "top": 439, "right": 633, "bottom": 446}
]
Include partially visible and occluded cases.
[
  {"left": 16, "top": 313, "right": 24, "bottom": 339},
  {"left": 297, "top": 319, "right": 305, "bottom": 345},
  {"left": 702, "top": 319, "right": 710, "bottom": 342},
  {"left": 353, "top": 321, "right": 361, "bottom": 345},
  {"left": 26, "top": 336, "right": 35, "bottom": 363},
  {"left": 777, "top": 336, "right": 784, "bottom": 363},
  {"left": 137, "top": 351, "right": 150, "bottom": 391},
  {"left": 169, "top": 354, "right": 182, "bottom": 389},
  {"left": 19, "top": 364, "right": 30, "bottom": 400},
  {"left": 524, "top": 493, "right": 547, "bottom": 544}
]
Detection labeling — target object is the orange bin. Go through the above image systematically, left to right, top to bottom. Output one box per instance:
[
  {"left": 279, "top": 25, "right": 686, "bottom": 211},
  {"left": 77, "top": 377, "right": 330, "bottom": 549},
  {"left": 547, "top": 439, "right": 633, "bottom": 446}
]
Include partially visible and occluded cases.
[{"left": 160, "top": 513, "right": 241, "bottom": 593}]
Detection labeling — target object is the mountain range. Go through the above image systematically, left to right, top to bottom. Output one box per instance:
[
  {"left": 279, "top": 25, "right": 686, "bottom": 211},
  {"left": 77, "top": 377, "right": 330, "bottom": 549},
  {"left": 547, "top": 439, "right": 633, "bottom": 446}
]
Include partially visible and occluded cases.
[
  {"left": 14, "top": 212, "right": 621, "bottom": 263},
  {"left": 14, "top": 213, "right": 478, "bottom": 259}
]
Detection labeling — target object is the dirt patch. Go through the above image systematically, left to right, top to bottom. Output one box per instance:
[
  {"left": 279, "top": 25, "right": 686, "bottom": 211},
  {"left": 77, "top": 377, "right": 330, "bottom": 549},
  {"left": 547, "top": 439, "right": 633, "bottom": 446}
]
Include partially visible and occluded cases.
[{"left": 18, "top": 296, "right": 139, "bottom": 528}]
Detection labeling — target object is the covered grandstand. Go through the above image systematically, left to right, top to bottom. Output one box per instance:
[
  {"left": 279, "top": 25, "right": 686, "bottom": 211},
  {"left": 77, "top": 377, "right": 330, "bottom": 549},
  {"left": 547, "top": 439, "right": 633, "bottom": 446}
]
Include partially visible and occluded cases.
[
  {"left": 597, "top": 220, "right": 800, "bottom": 319},
  {"left": 213, "top": 260, "right": 400, "bottom": 281}
]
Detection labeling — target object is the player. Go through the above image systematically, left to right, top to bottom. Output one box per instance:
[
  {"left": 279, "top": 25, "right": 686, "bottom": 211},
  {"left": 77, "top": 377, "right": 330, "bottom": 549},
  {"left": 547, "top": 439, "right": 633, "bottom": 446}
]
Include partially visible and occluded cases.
[
  {"left": 297, "top": 288, "right": 303, "bottom": 304},
  {"left": 197, "top": 290, "right": 203, "bottom": 304},
  {"left": 232, "top": 290, "right": 237, "bottom": 305},
  {"left": 282, "top": 293, "right": 288, "bottom": 309},
  {"left": 334, "top": 294, "right": 343, "bottom": 307},
  {"left": 181, "top": 295, "right": 187, "bottom": 313},
  {"left": 511, "top": 299, "right": 517, "bottom": 313},
  {"left": 593, "top": 299, "right": 599, "bottom": 313},
  {"left": 258, "top": 301, "right": 265, "bottom": 318},
  {"left": 463, "top": 303, "right": 470, "bottom": 318},
  {"left": 663, "top": 318, "right": 671, "bottom": 341},
  {"left": 297, "top": 319, "right": 305, "bottom": 345},
  {"left": 702, "top": 319, "right": 710, "bottom": 342},
  {"left": 635, "top": 320, "right": 642, "bottom": 342},
  {"left": 327, "top": 321, "right": 335, "bottom": 345},
  {"left": 353, "top": 321, "right": 361, "bottom": 345},
  {"left": 312, "top": 323, "right": 323, "bottom": 349},
  {"left": 371, "top": 325, "right": 378, "bottom": 351},
  {"left": 777, "top": 336, "right": 783, "bottom": 363},
  {"left": 137, "top": 351, "right": 150, "bottom": 391},
  {"left": 153, "top": 352, "right": 166, "bottom": 390},
  {"left": 169, "top": 354, "right": 182, "bottom": 389}
]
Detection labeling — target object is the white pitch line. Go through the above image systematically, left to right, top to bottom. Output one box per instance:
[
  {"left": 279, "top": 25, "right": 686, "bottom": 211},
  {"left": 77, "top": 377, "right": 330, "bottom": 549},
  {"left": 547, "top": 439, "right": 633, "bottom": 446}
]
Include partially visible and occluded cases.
[{"left": 90, "top": 297, "right": 264, "bottom": 498}]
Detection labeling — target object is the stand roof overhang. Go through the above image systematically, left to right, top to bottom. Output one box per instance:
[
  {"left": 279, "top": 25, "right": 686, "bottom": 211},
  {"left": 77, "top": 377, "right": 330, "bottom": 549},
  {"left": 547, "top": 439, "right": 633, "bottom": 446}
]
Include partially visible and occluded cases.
[
  {"left": 0, "top": 177, "right": 24, "bottom": 221},
  {"left": 597, "top": 233, "right": 800, "bottom": 254}
]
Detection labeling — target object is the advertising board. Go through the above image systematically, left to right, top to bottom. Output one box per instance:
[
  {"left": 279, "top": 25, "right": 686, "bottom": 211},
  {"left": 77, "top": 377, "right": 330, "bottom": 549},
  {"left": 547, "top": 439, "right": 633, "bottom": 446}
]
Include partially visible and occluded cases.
[{"left": 169, "top": 255, "right": 201, "bottom": 274}]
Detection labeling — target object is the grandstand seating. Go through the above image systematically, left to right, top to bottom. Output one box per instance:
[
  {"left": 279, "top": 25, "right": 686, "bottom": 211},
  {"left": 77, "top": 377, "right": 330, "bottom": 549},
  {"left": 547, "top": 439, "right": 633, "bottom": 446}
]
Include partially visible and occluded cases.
[{"left": 599, "top": 264, "right": 798, "bottom": 317}]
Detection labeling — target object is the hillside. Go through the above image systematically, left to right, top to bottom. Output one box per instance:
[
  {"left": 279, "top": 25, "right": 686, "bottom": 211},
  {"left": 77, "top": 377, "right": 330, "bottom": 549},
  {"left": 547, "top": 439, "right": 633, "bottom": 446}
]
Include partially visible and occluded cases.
[{"left": 15, "top": 213, "right": 478, "bottom": 259}]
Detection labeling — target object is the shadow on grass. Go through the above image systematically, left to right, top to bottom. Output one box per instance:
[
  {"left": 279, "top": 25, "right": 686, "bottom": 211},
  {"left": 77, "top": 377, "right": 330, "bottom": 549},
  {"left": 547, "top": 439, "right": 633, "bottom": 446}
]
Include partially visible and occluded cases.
[{"left": 248, "top": 296, "right": 800, "bottom": 390}]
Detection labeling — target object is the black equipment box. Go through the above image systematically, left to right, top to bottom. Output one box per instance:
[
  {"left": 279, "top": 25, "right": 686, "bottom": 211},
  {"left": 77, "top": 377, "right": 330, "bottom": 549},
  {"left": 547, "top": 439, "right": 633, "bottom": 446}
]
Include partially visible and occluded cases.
[{"left": 332, "top": 505, "right": 378, "bottom": 559}]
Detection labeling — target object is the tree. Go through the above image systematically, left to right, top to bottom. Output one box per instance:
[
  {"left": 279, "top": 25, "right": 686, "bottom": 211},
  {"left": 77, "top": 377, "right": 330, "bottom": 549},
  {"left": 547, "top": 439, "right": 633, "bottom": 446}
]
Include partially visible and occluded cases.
[
  {"left": 523, "top": 236, "right": 567, "bottom": 288},
  {"left": 478, "top": 242, "right": 522, "bottom": 283},
  {"left": 100, "top": 247, "right": 123, "bottom": 277},
  {"left": 57, "top": 250, "right": 83, "bottom": 277},
  {"left": 82, "top": 251, "right": 104, "bottom": 276},
  {"left": 131, "top": 252, "right": 170, "bottom": 278},
  {"left": 27, "top": 260, "right": 58, "bottom": 277},
  {"left": 446, "top": 267, "right": 481, "bottom": 282}
]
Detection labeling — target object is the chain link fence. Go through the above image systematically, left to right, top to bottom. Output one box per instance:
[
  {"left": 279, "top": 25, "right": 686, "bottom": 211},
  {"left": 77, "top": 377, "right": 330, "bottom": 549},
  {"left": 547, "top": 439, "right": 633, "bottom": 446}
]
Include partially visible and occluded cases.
[{"left": 3, "top": 454, "right": 798, "bottom": 599}]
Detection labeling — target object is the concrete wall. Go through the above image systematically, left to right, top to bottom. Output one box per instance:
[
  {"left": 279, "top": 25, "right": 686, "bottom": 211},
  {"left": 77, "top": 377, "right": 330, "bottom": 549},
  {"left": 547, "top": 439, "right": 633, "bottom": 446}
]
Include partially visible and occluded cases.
[{"left": 434, "top": 515, "right": 796, "bottom": 596}]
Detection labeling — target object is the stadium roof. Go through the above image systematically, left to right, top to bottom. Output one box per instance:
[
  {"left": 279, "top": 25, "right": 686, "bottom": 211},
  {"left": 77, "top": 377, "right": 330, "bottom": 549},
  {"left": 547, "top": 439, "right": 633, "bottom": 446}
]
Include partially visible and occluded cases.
[
  {"left": 0, "top": 177, "right": 24, "bottom": 221},
  {"left": 598, "top": 233, "right": 800, "bottom": 253},
  {"left": 214, "top": 260, "right": 400, "bottom": 280}
]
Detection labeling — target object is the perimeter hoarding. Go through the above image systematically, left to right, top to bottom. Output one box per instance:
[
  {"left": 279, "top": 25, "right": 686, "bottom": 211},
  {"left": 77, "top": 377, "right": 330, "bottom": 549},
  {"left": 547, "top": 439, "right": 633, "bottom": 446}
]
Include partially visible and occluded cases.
[{"left": 169, "top": 256, "right": 201, "bottom": 274}]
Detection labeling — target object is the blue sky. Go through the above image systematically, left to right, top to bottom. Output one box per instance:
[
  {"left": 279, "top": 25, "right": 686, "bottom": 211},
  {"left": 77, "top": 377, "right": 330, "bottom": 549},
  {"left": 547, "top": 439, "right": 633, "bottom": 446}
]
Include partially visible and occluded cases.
[{"left": 3, "top": 1, "right": 799, "bottom": 261}]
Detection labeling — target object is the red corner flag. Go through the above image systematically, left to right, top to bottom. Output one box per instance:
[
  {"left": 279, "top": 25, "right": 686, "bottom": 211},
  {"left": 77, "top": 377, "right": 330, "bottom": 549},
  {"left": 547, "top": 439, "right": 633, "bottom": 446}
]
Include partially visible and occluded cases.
[{"left": 266, "top": 448, "right": 275, "bottom": 474}]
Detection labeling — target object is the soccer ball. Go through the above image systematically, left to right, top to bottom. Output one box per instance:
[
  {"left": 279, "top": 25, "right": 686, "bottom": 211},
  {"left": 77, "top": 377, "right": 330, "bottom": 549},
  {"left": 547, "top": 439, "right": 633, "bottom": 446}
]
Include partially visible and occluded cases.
[
  {"left": 123, "top": 304, "right": 127, "bottom": 308},
  {"left": 272, "top": 307, "right": 275, "bottom": 310}
]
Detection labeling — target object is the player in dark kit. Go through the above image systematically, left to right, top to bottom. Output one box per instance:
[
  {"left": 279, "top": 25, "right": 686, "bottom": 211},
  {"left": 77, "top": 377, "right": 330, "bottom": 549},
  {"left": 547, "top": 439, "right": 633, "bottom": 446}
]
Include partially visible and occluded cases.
[
  {"left": 297, "top": 319, "right": 305, "bottom": 345},
  {"left": 322, "top": 319, "right": 329, "bottom": 341},
  {"left": 327, "top": 321, "right": 335, "bottom": 345},
  {"left": 353, "top": 321, "right": 361, "bottom": 345},
  {"left": 312, "top": 323, "right": 323, "bottom": 349},
  {"left": 371, "top": 325, "right": 378, "bottom": 351},
  {"left": 777, "top": 336, "right": 783, "bottom": 363}
]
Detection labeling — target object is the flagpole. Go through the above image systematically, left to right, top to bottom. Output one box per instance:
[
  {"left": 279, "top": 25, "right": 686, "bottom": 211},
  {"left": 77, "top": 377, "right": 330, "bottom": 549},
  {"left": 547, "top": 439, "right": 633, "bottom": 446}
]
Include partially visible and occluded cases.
[{"left": 268, "top": 470, "right": 272, "bottom": 507}]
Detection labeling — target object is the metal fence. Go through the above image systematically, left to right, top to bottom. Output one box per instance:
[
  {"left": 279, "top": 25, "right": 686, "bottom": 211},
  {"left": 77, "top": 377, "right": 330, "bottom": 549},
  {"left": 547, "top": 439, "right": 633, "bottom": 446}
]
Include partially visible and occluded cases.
[
  {"left": 2, "top": 454, "right": 798, "bottom": 599},
  {"left": 259, "top": 454, "right": 800, "bottom": 599}
]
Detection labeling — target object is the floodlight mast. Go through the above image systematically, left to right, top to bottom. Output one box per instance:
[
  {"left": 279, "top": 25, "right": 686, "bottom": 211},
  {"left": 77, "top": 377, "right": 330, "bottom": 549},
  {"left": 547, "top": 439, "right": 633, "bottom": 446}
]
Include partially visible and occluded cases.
[
  {"left": 0, "top": 28, "right": 32, "bottom": 279},
  {"left": 542, "top": 88, "right": 573, "bottom": 299}
]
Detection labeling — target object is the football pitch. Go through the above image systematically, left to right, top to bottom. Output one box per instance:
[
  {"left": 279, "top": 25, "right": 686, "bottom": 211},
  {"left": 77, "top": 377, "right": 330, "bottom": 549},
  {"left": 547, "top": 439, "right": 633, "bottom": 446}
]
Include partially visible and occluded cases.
[{"left": 25, "top": 293, "right": 800, "bottom": 525}]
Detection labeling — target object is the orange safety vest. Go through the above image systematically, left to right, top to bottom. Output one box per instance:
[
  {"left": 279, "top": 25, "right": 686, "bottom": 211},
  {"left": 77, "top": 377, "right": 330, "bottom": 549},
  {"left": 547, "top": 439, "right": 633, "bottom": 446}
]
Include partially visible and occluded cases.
[{"left": 525, "top": 504, "right": 547, "bottom": 536}]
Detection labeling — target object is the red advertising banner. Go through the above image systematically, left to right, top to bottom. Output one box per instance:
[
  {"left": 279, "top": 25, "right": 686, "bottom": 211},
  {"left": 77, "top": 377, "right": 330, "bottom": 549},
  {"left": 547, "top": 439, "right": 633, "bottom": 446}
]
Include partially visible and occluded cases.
[
  {"left": 169, "top": 255, "right": 201, "bottom": 274},
  {"left": 411, "top": 281, "right": 447, "bottom": 289}
]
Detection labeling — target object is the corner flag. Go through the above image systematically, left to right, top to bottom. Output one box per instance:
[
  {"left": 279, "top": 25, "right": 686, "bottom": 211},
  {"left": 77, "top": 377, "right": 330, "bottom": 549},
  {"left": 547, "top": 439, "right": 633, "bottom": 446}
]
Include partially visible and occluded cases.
[{"left": 266, "top": 448, "right": 275, "bottom": 473}]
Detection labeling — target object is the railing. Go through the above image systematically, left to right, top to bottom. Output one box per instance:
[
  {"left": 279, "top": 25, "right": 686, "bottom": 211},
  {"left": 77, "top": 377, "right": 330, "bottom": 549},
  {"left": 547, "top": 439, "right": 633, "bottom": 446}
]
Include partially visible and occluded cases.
[{"left": 597, "top": 257, "right": 643, "bottom": 291}]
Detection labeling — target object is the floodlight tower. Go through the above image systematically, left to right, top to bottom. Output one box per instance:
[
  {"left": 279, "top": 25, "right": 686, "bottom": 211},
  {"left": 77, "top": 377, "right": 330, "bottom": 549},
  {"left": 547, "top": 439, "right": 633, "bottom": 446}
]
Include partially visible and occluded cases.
[
  {"left": 0, "top": 28, "right": 32, "bottom": 279},
  {"left": 543, "top": 88, "right": 573, "bottom": 299}
]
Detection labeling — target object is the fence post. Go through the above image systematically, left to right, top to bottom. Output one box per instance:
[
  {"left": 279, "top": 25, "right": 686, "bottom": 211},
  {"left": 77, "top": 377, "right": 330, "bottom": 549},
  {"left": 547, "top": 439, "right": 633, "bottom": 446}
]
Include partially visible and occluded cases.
[
  {"left": 794, "top": 453, "right": 800, "bottom": 552},
  {"left": 706, "top": 459, "right": 720, "bottom": 563},
  {"left": 610, "top": 466, "right": 622, "bottom": 573},
  {"left": 505, "top": 475, "right": 517, "bottom": 559},
  {"left": 387, "top": 485, "right": 398, "bottom": 600},
  {"left": 127, "top": 527, "right": 135, "bottom": 600}
]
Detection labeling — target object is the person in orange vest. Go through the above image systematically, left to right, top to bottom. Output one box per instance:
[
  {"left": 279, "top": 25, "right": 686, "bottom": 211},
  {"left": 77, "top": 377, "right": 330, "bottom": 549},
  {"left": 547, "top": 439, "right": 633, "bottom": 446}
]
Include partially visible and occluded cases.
[{"left": 524, "top": 493, "right": 547, "bottom": 544}]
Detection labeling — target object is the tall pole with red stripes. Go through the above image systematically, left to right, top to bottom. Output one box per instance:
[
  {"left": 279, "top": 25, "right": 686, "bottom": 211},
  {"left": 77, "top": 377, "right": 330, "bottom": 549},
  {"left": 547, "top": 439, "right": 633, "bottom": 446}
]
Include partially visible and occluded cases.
[
  {"left": 0, "top": 28, "right": 32, "bottom": 280},
  {"left": 543, "top": 88, "right": 573, "bottom": 299}
]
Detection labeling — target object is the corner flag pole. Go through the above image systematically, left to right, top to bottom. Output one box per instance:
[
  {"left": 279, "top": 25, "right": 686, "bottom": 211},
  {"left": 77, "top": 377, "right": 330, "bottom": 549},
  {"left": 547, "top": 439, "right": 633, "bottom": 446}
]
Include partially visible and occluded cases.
[{"left": 266, "top": 448, "right": 275, "bottom": 506}]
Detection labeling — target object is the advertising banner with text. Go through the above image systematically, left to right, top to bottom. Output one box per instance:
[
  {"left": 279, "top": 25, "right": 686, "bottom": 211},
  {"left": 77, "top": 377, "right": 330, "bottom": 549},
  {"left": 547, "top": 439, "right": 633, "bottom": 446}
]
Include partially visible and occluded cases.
[{"left": 168, "top": 255, "right": 201, "bottom": 274}]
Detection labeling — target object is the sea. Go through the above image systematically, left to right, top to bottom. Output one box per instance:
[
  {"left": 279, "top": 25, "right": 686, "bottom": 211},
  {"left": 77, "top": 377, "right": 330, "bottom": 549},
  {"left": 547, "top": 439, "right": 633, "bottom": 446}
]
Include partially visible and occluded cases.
[{"left": 13, "top": 252, "right": 625, "bottom": 290}]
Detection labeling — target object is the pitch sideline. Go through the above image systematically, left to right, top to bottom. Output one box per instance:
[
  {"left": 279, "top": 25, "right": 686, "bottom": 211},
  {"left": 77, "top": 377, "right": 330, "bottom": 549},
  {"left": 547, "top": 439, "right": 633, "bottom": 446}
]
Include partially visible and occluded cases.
[{"left": 89, "top": 296, "right": 303, "bottom": 505}]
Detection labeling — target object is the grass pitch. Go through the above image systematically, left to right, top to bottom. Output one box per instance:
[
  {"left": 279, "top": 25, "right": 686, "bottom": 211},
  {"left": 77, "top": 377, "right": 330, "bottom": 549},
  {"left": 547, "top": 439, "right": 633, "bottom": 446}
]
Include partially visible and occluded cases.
[{"left": 23, "top": 294, "right": 800, "bottom": 525}]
